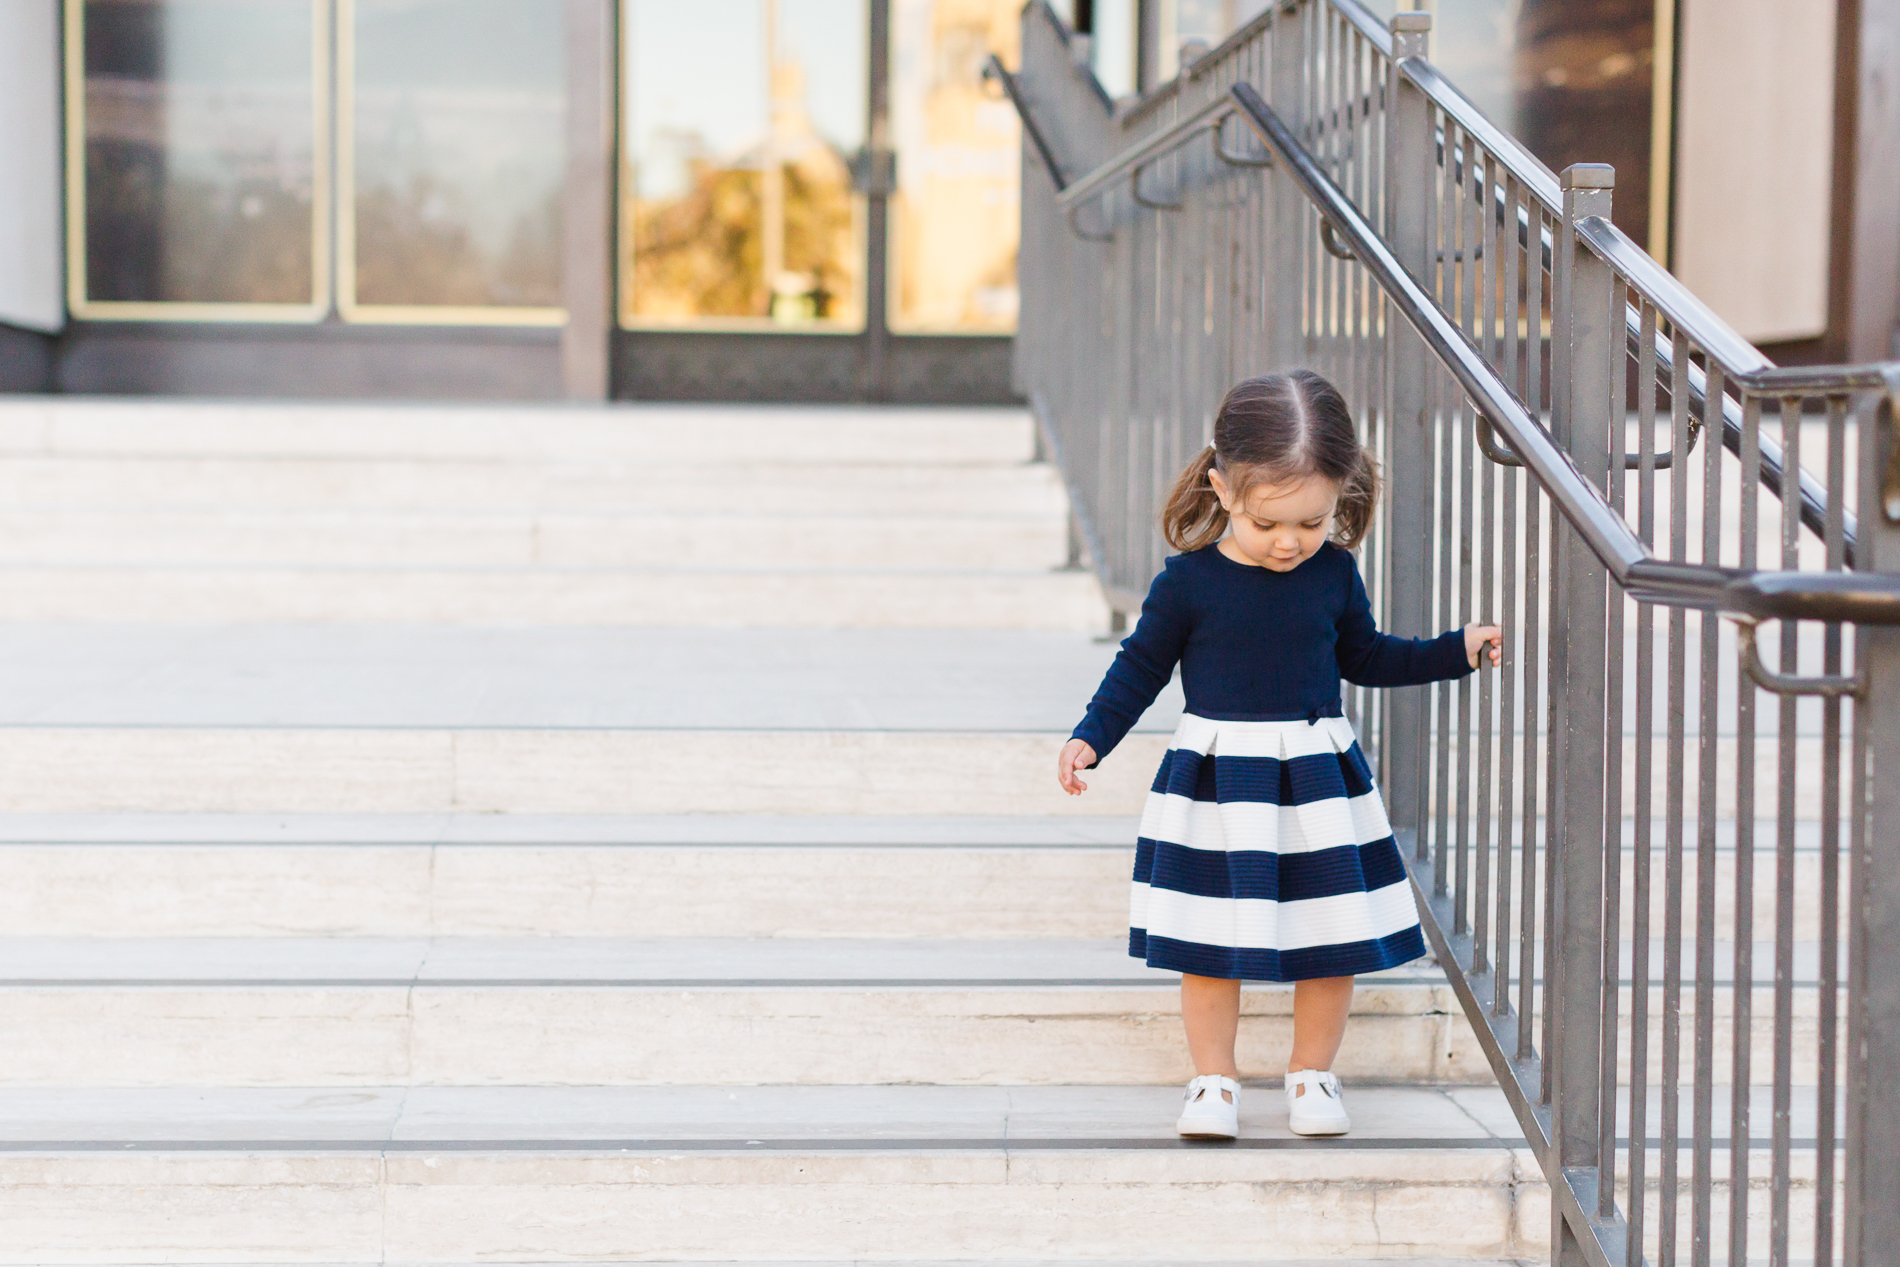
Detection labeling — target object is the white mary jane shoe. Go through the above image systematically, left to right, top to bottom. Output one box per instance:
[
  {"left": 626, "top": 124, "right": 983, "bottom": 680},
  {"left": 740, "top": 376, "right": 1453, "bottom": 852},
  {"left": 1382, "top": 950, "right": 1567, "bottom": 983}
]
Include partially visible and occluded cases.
[
  {"left": 1285, "top": 1068, "right": 1351, "bottom": 1136},
  {"left": 1176, "top": 1073, "right": 1242, "bottom": 1139}
]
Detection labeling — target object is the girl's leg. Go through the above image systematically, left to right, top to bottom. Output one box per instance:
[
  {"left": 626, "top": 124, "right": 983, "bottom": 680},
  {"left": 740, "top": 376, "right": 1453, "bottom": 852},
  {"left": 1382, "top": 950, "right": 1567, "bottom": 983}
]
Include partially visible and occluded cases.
[
  {"left": 1180, "top": 972, "right": 1242, "bottom": 1082},
  {"left": 1287, "top": 974, "right": 1355, "bottom": 1073}
]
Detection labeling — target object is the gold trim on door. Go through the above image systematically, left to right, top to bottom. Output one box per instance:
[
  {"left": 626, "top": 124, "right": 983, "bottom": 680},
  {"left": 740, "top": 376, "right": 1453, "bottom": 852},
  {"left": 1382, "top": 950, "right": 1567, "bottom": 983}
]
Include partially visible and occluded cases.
[{"left": 63, "top": 0, "right": 332, "bottom": 323}]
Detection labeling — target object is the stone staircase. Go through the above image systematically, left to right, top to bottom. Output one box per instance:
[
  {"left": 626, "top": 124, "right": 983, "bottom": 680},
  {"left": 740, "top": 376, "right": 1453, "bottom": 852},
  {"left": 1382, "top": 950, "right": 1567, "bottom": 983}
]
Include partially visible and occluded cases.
[{"left": 0, "top": 398, "right": 1540, "bottom": 1264}]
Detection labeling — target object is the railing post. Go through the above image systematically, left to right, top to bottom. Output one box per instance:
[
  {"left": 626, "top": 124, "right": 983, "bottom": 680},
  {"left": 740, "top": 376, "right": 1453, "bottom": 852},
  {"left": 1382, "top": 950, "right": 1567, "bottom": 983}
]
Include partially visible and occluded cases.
[
  {"left": 1264, "top": 1, "right": 1308, "bottom": 370},
  {"left": 1380, "top": 10, "right": 1432, "bottom": 840},
  {"left": 1550, "top": 161, "right": 1617, "bottom": 1266},
  {"left": 1848, "top": 387, "right": 1900, "bottom": 1267}
]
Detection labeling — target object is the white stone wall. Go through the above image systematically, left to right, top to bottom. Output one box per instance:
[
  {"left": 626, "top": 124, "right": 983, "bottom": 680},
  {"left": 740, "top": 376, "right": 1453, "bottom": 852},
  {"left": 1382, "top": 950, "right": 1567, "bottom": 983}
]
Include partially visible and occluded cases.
[{"left": 0, "top": 0, "right": 62, "bottom": 333}]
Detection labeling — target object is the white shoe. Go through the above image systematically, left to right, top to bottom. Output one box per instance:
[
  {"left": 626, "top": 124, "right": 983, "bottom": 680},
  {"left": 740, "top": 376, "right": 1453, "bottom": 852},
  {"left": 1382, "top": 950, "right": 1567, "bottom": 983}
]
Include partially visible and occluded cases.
[
  {"left": 1285, "top": 1069, "right": 1350, "bottom": 1136},
  {"left": 1176, "top": 1073, "right": 1241, "bottom": 1138}
]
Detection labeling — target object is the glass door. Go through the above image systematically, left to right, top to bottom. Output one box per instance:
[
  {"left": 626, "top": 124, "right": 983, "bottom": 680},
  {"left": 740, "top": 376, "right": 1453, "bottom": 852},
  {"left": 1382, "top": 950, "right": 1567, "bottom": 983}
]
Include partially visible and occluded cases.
[
  {"left": 66, "top": 0, "right": 328, "bottom": 321},
  {"left": 619, "top": 0, "right": 869, "bottom": 331}
]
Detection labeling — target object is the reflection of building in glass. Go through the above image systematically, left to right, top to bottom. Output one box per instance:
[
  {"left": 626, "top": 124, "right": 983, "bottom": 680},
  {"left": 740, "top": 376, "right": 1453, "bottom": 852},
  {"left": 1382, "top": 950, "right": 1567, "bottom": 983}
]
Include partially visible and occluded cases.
[
  {"left": 79, "top": 0, "right": 317, "bottom": 309},
  {"left": 347, "top": 0, "right": 565, "bottom": 316},
  {"left": 622, "top": 0, "right": 863, "bottom": 328},
  {"left": 891, "top": 0, "right": 1023, "bottom": 333}
]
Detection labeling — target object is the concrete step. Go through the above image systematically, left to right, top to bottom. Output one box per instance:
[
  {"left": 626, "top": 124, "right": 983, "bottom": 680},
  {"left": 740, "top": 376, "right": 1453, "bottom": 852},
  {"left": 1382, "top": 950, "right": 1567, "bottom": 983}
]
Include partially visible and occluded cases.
[
  {"left": 0, "top": 400, "right": 1040, "bottom": 464},
  {"left": 0, "top": 456, "right": 1071, "bottom": 514},
  {"left": 0, "top": 510, "right": 1070, "bottom": 570},
  {"left": 0, "top": 566, "right": 1109, "bottom": 626},
  {"left": 0, "top": 567, "right": 1110, "bottom": 628},
  {"left": 0, "top": 626, "right": 1177, "bottom": 730},
  {"left": 0, "top": 729, "right": 1168, "bottom": 815},
  {"left": 0, "top": 812, "right": 1828, "bottom": 944},
  {"left": 0, "top": 813, "right": 1139, "bottom": 938},
  {"left": 0, "top": 937, "right": 1483, "bottom": 1087},
  {"left": 0, "top": 1083, "right": 1537, "bottom": 1262}
]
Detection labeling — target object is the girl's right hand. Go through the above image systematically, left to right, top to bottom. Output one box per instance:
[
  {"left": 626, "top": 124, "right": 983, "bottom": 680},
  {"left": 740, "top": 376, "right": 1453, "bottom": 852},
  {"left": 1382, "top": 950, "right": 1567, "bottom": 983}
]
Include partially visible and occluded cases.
[{"left": 1058, "top": 738, "right": 1098, "bottom": 795}]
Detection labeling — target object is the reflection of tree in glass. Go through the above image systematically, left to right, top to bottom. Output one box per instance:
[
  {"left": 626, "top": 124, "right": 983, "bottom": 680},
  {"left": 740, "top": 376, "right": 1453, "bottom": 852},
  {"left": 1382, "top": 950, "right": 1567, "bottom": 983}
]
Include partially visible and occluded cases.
[
  {"left": 85, "top": 141, "right": 313, "bottom": 304},
  {"left": 630, "top": 154, "right": 855, "bottom": 323},
  {"left": 355, "top": 175, "right": 561, "bottom": 308}
]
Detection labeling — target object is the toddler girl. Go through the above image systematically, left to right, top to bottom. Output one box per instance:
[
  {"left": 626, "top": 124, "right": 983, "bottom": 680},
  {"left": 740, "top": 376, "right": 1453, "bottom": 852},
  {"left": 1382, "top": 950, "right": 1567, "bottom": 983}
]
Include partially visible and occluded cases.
[{"left": 1057, "top": 370, "right": 1500, "bottom": 1139}]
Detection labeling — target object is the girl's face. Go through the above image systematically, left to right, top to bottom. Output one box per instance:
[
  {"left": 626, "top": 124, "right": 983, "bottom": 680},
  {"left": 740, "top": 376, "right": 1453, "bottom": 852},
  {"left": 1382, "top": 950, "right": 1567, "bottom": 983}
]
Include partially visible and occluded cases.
[{"left": 1208, "top": 470, "right": 1338, "bottom": 572}]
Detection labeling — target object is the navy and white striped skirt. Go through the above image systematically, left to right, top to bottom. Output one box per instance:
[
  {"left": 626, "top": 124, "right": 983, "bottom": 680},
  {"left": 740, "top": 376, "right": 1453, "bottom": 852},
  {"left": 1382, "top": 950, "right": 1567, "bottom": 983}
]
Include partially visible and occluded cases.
[{"left": 1130, "top": 713, "right": 1426, "bottom": 982}]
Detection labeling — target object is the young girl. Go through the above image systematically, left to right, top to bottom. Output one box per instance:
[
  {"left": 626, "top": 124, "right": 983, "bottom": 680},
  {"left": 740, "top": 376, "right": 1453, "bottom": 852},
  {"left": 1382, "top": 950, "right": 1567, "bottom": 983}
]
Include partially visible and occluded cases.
[{"left": 1057, "top": 370, "right": 1501, "bottom": 1140}]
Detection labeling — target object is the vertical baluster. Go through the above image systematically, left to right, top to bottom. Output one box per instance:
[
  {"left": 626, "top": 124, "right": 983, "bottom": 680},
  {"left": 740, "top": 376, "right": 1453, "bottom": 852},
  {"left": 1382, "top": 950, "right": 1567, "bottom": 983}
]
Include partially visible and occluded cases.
[
  {"left": 1330, "top": 6, "right": 1345, "bottom": 387},
  {"left": 1380, "top": 10, "right": 1433, "bottom": 846},
  {"left": 1344, "top": 27, "right": 1367, "bottom": 734},
  {"left": 1432, "top": 117, "right": 1456, "bottom": 892},
  {"left": 1454, "top": 129, "right": 1477, "bottom": 935},
  {"left": 1473, "top": 144, "right": 1497, "bottom": 973},
  {"left": 1494, "top": 174, "right": 1522, "bottom": 1018},
  {"left": 1537, "top": 206, "right": 1560, "bottom": 1097},
  {"left": 1517, "top": 212, "right": 1545, "bottom": 1060},
  {"left": 1599, "top": 276, "right": 1628, "bottom": 1219},
  {"left": 1628, "top": 297, "right": 1659, "bottom": 1267},
  {"left": 1661, "top": 322, "right": 1691, "bottom": 1267},
  {"left": 1692, "top": 361, "right": 1725, "bottom": 1267},
  {"left": 1731, "top": 392, "right": 1761, "bottom": 1267},
  {"left": 1815, "top": 393, "right": 1845, "bottom": 1267},
  {"left": 1770, "top": 395, "right": 1800, "bottom": 1267}
]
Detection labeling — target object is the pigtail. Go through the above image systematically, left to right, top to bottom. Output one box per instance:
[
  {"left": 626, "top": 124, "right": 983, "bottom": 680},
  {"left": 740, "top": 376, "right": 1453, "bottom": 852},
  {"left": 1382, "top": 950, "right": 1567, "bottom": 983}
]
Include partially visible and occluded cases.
[
  {"left": 1332, "top": 443, "right": 1381, "bottom": 550},
  {"left": 1160, "top": 444, "right": 1228, "bottom": 551}
]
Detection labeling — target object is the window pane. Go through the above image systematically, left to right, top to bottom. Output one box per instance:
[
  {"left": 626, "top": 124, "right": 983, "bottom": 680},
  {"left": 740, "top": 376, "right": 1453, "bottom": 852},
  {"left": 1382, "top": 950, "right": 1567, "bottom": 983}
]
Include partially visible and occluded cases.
[
  {"left": 80, "top": 0, "right": 318, "bottom": 307},
  {"left": 349, "top": 0, "right": 565, "bottom": 313},
  {"left": 622, "top": 0, "right": 867, "bottom": 328},
  {"left": 889, "top": 0, "right": 1020, "bottom": 333},
  {"left": 1089, "top": 0, "right": 1139, "bottom": 99}
]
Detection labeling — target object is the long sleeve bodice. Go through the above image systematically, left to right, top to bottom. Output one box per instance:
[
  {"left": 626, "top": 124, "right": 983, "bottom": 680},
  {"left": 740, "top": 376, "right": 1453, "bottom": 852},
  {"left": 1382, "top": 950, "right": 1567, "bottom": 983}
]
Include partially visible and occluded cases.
[{"left": 1071, "top": 543, "right": 1473, "bottom": 761}]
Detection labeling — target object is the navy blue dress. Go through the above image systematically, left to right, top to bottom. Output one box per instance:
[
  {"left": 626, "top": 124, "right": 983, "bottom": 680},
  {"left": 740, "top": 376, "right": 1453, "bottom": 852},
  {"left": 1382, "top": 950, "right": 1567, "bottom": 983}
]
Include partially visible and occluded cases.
[{"left": 1072, "top": 543, "right": 1473, "bottom": 981}]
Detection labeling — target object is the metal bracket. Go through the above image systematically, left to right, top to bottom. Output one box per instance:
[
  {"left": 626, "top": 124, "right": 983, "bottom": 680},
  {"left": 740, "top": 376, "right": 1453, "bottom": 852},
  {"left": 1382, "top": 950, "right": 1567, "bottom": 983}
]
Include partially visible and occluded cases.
[
  {"left": 1213, "top": 114, "right": 1273, "bottom": 167},
  {"left": 1132, "top": 163, "right": 1183, "bottom": 209},
  {"left": 1066, "top": 203, "right": 1114, "bottom": 242},
  {"left": 1320, "top": 219, "right": 1355, "bottom": 260},
  {"left": 1881, "top": 364, "right": 1900, "bottom": 522},
  {"left": 1474, "top": 410, "right": 1701, "bottom": 470},
  {"left": 1475, "top": 414, "right": 1522, "bottom": 466},
  {"left": 1734, "top": 617, "right": 1865, "bottom": 697}
]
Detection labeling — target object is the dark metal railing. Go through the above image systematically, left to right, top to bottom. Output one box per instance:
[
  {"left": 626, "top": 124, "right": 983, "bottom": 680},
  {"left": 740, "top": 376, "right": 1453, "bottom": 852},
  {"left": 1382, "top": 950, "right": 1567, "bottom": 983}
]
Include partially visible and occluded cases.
[{"left": 1000, "top": 3, "right": 1900, "bottom": 1265}]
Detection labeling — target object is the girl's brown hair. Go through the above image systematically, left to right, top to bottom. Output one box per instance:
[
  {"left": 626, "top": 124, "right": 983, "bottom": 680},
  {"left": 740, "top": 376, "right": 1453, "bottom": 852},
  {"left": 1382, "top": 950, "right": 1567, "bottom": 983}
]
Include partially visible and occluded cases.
[{"left": 1160, "top": 369, "right": 1380, "bottom": 552}]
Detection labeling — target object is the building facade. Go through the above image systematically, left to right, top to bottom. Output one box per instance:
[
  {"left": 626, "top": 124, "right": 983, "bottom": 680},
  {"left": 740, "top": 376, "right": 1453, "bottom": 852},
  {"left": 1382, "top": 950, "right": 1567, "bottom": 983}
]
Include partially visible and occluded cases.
[{"left": 0, "top": 0, "right": 1891, "bottom": 401}]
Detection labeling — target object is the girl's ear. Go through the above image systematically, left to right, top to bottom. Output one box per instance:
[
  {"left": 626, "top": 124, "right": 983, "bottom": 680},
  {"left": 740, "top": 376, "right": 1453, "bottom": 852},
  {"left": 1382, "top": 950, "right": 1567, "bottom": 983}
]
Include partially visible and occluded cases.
[{"left": 1207, "top": 466, "right": 1233, "bottom": 512}]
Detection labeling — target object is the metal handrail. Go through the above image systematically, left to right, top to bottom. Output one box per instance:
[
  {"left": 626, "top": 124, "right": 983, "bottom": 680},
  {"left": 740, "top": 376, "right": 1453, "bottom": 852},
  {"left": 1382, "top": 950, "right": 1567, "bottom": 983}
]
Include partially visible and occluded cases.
[
  {"left": 1119, "top": 0, "right": 1393, "bottom": 126},
  {"left": 1009, "top": 9, "right": 1900, "bottom": 1267},
  {"left": 1409, "top": 54, "right": 1864, "bottom": 554},
  {"left": 982, "top": 56, "right": 1070, "bottom": 192},
  {"left": 1226, "top": 80, "right": 1900, "bottom": 625},
  {"left": 1054, "top": 92, "right": 1236, "bottom": 210}
]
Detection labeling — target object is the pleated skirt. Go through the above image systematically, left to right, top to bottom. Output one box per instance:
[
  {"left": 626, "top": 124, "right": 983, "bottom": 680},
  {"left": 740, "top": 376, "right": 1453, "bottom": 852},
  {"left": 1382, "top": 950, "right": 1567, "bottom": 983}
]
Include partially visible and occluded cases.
[{"left": 1129, "top": 712, "right": 1426, "bottom": 982}]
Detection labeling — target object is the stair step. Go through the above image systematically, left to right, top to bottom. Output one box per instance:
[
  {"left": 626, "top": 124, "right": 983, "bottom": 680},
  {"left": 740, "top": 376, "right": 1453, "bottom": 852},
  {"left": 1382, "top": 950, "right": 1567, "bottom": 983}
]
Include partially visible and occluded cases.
[
  {"left": 0, "top": 401, "right": 1040, "bottom": 464},
  {"left": 0, "top": 457, "right": 1071, "bottom": 514},
  {"left": 0, "top": 510, "right": 1070, "bottom": 570},
  {"left": 0, "top": 567, "right": 1111, "bottom": 628},
  {"left": 0, "top": 626, "right": 1173, "bottom": 731},
  {"left": 0, "top": 729, "right": 1169, "bottom": 815},
  {"left": 0, "top": 814, "right": 1138, "bottom": 938},
  {"left": 0, "top": 817, "right": 1827, "bottom": 942},
  {"left": 0, "top": 937, "right": 1480, "bottom": 1086},
  {"left": 0, "top": 1083, "right": 1536, "bottom": 1262}
]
